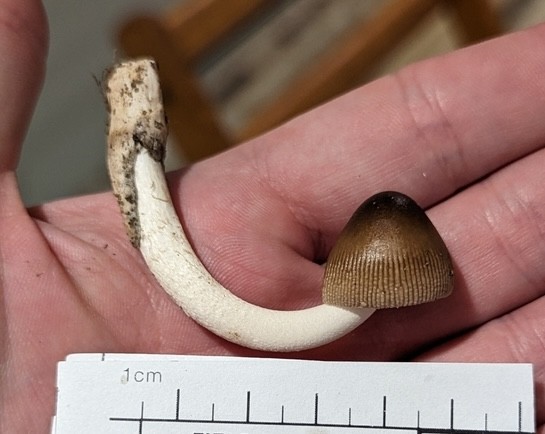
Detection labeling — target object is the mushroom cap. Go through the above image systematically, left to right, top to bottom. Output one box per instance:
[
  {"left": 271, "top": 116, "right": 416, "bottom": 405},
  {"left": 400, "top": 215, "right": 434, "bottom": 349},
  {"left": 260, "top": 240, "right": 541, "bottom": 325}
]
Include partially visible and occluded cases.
[{"left": 323, "top": 191, "right": 454, "bottom": 308}]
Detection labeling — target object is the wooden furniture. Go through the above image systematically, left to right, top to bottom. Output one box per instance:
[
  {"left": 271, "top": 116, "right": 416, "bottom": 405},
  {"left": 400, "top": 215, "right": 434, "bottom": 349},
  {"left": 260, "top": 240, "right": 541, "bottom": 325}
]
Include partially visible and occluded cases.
[{"left": 118, "top": 0, "right": 502, "bottom": 162}]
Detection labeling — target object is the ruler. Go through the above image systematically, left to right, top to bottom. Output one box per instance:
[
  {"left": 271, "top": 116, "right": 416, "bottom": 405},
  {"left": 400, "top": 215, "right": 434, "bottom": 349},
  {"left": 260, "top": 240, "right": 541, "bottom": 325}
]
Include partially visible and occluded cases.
[{"left": 52, "top": 354, "right": 535, "bottom": 433}]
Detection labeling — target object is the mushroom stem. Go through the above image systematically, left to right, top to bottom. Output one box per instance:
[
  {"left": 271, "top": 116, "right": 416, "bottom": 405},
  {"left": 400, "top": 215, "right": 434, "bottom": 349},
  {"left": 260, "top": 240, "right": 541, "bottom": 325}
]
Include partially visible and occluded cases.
[{"left": 105, "top": 59, "right": 374, "bottom": 352}]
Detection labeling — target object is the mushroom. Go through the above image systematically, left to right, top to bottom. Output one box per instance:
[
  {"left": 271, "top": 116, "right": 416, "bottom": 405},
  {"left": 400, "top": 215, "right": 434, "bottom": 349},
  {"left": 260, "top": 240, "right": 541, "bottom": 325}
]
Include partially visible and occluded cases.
[{"left": 105, "top": 59, "right": 454, "bottom": 352}]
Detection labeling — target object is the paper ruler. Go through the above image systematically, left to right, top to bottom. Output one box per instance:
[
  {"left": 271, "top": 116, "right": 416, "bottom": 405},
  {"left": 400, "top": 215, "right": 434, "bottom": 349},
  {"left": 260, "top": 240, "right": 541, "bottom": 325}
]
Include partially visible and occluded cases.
[{"left": 52, "top": 353, "right": 535, "bottom": 433}]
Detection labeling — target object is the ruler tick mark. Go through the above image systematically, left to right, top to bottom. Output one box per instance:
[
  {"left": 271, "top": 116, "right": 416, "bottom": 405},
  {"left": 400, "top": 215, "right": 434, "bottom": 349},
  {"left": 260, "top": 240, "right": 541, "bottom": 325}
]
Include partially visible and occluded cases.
[
  {"left": 175, "top": 388, "right": 180, "bottom": 420},
  {"left": 246, "top": 391, "right": 251, "bottom": 422},
  {"left": 314, "top": 393, "right": 319, "bottom": 425},
  {"left": 383, "top": 396, "right": 387, "bottom": 427},
  {"left": 451, "top": 398, "right": 455, "bottom": 430},
  {"left": 138, "top": 401, "right": 144, "bottom": 434},
  {"left": 519, "top": 401, "right": 522, "bottom": 432}
]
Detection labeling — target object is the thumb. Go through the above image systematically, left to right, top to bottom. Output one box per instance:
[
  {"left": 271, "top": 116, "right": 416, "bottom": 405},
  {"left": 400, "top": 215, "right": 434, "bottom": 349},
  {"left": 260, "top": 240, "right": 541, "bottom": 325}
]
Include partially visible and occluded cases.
[{"left": 0, "top": 0, "right": 48, "bottom": 173}]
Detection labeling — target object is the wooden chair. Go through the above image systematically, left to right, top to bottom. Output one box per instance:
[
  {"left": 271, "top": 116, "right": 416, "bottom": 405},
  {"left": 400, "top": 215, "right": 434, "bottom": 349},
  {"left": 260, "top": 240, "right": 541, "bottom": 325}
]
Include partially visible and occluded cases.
[{"left": 118, "top": 0, "right": 502, "bottom": 162}]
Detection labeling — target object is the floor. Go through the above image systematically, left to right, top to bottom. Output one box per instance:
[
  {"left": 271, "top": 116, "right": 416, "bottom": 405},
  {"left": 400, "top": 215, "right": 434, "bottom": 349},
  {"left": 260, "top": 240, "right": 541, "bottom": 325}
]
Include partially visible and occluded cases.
[{"left": 17, "top": 0, "right": 545, "bottom": 205}]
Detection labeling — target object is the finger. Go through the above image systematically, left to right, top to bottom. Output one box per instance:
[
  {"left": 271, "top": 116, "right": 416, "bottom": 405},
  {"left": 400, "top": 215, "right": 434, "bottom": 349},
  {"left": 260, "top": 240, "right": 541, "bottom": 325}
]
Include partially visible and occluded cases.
[
  {"left": 0, "top": 0, "right": 47, "bottom": 174},
  {"left": 0, "top": 0, "right": 48, "bottom": 222},
  {"left": 0, "top": 0, "right": 48, "bottom": 339},
  {"left": 0, "top": 0, "right": 48, "bottom": 429},
  {"left": 251, "top": 22, "right": 545, "bottom": 244},
  {"left": 174, "top": 23, "right": 545, "bottom": 303},
  {"left": 187, "top": 23, "right": 545, "bottom": 252},
  {"left": 302, "top": 144, "right": 545, "bottom": 363},
  {"left": 414, "top": 295, "right": 545, "bottom": 427}
]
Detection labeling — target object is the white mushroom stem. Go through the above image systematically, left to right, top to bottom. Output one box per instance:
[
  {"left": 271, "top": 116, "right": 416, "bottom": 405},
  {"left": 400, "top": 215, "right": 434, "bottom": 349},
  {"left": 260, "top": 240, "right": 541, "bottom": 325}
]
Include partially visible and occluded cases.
[{"left": 106, "top": 59, "right": 375, "bottom": 352}]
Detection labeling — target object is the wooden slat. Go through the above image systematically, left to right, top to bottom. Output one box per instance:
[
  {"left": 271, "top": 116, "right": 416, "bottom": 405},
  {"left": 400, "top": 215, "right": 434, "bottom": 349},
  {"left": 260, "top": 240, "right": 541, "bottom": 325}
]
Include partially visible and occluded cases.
[
  {"left": 118, "top": 0, "right": 503, "bottom": 160},
  {"left": 164, "top": 0, "right": 271, "bottom": 62},
  {"left": 238, "top": 0, "right": 441, "bottom": 141},
  {"left": 447, "top": 0, "right": 502, "bottom": 45}
]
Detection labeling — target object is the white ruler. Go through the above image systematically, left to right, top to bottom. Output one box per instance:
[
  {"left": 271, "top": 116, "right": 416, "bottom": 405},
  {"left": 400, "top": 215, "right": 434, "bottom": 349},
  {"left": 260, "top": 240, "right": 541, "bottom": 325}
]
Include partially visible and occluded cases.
[{"left": 52, "top": 353, "right": 535, "bottom": 433}]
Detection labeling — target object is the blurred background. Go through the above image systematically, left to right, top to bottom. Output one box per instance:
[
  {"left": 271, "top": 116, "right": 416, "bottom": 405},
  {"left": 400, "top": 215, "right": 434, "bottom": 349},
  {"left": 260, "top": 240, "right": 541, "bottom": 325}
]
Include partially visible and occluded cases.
[{"left": 18, "top": 0, "right": 545, "bottom": 205}]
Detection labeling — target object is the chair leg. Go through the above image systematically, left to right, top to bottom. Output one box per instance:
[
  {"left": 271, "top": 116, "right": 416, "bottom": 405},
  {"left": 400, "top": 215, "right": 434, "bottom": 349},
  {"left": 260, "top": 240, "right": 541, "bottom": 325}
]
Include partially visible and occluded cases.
[{"left": 446, "top": 0, "right": 503, "bottom": 45}]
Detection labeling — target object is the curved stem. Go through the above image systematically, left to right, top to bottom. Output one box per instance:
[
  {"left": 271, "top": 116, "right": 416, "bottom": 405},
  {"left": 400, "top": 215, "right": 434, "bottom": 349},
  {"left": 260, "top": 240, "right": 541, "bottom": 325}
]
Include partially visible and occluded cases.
[
  {"left": 106, "top": 59, "right": 374, "bottom": 352},
  {"left": 135, "top": 149, "right": 374, "bottom": 351}
]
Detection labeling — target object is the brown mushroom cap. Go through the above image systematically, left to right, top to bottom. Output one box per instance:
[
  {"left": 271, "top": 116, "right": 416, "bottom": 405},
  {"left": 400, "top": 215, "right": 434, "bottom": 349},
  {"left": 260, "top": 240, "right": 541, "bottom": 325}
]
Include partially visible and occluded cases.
[{"left": 323, "top": 191, "right": 454, "bottom": 308}]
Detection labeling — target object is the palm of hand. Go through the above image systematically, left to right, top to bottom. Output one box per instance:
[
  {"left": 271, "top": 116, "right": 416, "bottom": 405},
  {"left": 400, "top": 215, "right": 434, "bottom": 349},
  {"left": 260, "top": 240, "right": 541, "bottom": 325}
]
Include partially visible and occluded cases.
[{"left": 1, "top": 2, "right": 544, "bottom": 432}]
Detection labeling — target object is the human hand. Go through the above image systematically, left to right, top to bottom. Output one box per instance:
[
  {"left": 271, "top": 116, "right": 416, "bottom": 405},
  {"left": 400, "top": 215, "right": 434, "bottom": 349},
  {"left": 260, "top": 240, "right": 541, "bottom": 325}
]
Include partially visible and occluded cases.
[{"left": 1, "top": 1, "right": 544, "bottom": 432}]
